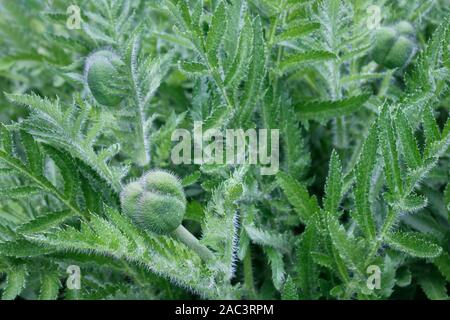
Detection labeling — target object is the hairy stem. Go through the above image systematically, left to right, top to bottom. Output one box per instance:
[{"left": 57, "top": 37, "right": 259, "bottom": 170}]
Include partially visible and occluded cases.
[
  {"left": 268, "top": 0, "right": 288, "bottom": 97},
  {"left": 130, "top": 37, "right": 150, "bottom": 166},
  {"left": 364, "top": 207, "right": 397, "bottom": 266},
  {"left": 171, "top": 225, "right": 215, "bottom": 262},
  {"left": 243, "top": 248, "right": 257, "bottom": 299}
]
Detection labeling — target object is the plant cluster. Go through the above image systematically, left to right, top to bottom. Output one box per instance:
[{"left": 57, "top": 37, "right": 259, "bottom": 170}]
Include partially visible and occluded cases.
[{"left": 0, "top": 0, "right": 449, "bottom": 300}]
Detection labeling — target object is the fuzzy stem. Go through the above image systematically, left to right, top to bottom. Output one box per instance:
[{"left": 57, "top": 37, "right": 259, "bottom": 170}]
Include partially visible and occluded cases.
[
  {"left": 269, "top": 0, "right": 288, "bottom": 97},
  {"left": 130, "top": 37, "right": 150, "bottom": 166},
  {"left": 364, "top": 207, "right": 397, "bottom": 266},
  {"left": 171, "top": 225, "right": 214, "bottom": 262},
  {"left": 243, "top": 249, "right": 257, "bottom": 299}
]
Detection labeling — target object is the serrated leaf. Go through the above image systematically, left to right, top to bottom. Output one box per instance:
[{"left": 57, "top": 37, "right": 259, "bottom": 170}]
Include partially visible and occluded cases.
[
  {"left": 177, "top": 0, "right": 199, "bottom": 38},
  {"left": 206, "top": 1, "right": 227, "bottom": 68},
  {"left": 224, "top": 15, "right": 254, "bottom": 91},
  {"left": 239, "top": 17, "right": 266, "bottom": 125},
  {"left": 275, "top": 22, "right": 320, "bottom": 43},
  {"left": 340, "top": 44, "right": 372, "bottom": 61},
  {"left": 280, "top": 51, "right": 336, "bottom": 72},
  {"left": 178, "top": 61, "right": 208, "bottom": 75},
  {"left": 6, "top": 93, "right": 122, "bottom": 192},
  {"left": 294, "top": 94, "right": 369, "bottom": 121},
  {"left": 280, "top": 102, "right": 310, "bottom": 179},
  {"left": 379, "top": 104, "right": 403, "bottom": 197},
  {"left": 203, "top": 105, "right": 230, "bottom": 130},
  {"left": 422, "top": 106, "right": 441, "bottom": 157},
  {"left": 396, "top": 110, "right": 422, "bottom": 169},
  {"left": 353, "top": 123, "right": 378, "bottom": 240},
  {"left": 0, "top": 124, "right": 13, "bottom": 155},
  {"left": 427, "top": 128, "right": 450, "bottom": 160},
  {"left": 20, "top": 131, "right": 43, "bottom": 176},
  {"left": 97, "top": 143, "right": 121, "bottom": 163},
  {"left": 43, "top": 145, "right": 77, "bottom": 200},
  {"left": 323, "top": 150, "right": 342, "bottom": 215},
  {"left": 202, "top": 169, "right": 246, "bottom": 283},
  {"left": 182, "top": 172, "right": 201, "bottom": 187},
  {"left": 277, "top": 172, "right": 319, "bottom": 224},
  {"left": 0, "top": 186, "right": 41, "bottom": 199},
  {"left": 393, "top": 194, "right": 428, "bottom": 213},
  {"left": 185, "top": 200, "right": 205, "bottom": 223},
  {"left": 17, "top": 210, "right": 74, "bottom": 234},
  {"left": 28, "top": 211, "right": 224, "bottom": 298},
  {"left": 327, "top": 213, "right": 362, "bottom": 274},
  {"left": 0, "top": 225, "right": 16, "bottom": 242},
  {"left": 245, "top": 225, "right": 289, "bottom": 252},
  {"left": 297, "top": 225, "right": 318, "bottom": 299},
  {"left": 386, "top": 232, "right": 442, "bottom": 258},
  {"left": 0, "top": 239, "right": 54, "bottom": 257},
  {"left": 265, "top": 247, "right": 285, "bottom": 291},
  {"left": 311, "top": 252, "right": 334, "bottom": 269},
  {"left": 434, "top": 254, "right": 450, "bottom": 282},
  {"left": 379, "top": 255, "right": 397, "bottom": 298},
  {"left": 2, "top": 265, "right": 27, "bottom": 300},
  {"left": 418, "top": 269, "right": 449, "bottom": 300},
  {"left": 39, "top": 272, "right": 61, "bottom": 300},
  {"left": 281, "top": 276, "right": 299, "bottom": 300}
]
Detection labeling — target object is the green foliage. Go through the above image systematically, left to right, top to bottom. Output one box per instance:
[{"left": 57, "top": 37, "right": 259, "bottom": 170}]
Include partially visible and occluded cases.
[
  {"left": 0, "top": 0, "right": 449, "bottom": 300},
  {"left": 280, "top": 83, "right": 450, "bottom": 298}
]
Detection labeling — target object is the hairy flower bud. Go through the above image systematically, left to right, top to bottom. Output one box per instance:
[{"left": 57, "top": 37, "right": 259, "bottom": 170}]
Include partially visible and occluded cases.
[
  {"left": 372, "top": 21, "right": 417, "bottom": 69},
  {"left": 85, "top": 50, "right": 125, "bottom": 106},
  {"left": 120, "top": 170, "right": 214, "bottom": 261},
  {"left": 121, "top": 170, "right": 186, "bottom": 234}
]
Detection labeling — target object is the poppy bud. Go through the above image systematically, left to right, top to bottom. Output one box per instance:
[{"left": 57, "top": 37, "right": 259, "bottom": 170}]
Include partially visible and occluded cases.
[
  {"left": 372, "top": 21, "right": 417, "bottom": 69},
  {"left": 85, "top": 50, "right": 125, "bottom": 106}
]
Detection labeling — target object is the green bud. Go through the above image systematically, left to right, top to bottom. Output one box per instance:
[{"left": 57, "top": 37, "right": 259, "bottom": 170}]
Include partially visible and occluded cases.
[
  {"left": 396, "top": 21, "right": 415, "bottom": 38},
  {"left": 372, "top": 22, "right": 417, "bottom": 69},
  {"left": 372, "top": 27, "right": 397, "bottom": 62},
  {"left": 384, "top": 36, "right": 417, "bottom": 70},
  {"left": 85, "top": 50, "right": 125, "bottom": 106},
  {"left": 121, "top": 170, "right": 186, "bottom": 235},
  {"left": 121, "top": 170, "right": 214, "bottom": 261},
  {"left": 142, "top": 170, "right": 186, "bottom": 203},
  {"left": 120, "top": 181, "right": 143, "bottom": 219},
  {"left": 137, "top": 192, "right": 185, "bottom": 234}
]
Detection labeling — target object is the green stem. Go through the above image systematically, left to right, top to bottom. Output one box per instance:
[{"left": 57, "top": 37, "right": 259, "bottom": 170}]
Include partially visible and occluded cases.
[
  {"left": 268, "top": 1, "right": 288, "bottom": 97},
  {"left": 130, "top": 37, "right": 150, "bottom": 167},
  {"left": 377, "top": 68, "right": 394, "bottom": 98},
  {"left": 364, "top": 207, "right": 397, "bottom": 266},
  {"left": 318, "top": 213, "right": 350, "bottom": 287},
  {"left": 171, "top": 225, "right": 214, "bottom": 262},
  {"left": 331, "top": 245, "right": 350, "bottom": 284},
  {"left": 243, "top": 248, "right": 257, "bottom": 299}
]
